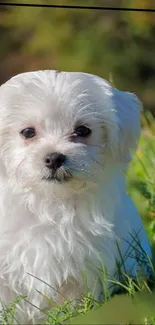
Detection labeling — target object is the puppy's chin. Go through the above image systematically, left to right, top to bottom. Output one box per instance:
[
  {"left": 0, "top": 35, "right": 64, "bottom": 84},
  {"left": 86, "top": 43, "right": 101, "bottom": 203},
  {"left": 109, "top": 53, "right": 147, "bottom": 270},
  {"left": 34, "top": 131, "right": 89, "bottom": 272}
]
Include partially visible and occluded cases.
[
  {"left": 13, "top": 162, "right": 98, "bottom": 198},
  {"left": 39, "top": 167, "right": 97, "bottom": 198},
  {"left": 42, "top": 170, "right": 72, "bottom": 184},
  {"left": 41, "top": 176, "right": 95, "bottom": 199},
  {"left": 42, "top": 176, "right": 70, "bottom": 183}
]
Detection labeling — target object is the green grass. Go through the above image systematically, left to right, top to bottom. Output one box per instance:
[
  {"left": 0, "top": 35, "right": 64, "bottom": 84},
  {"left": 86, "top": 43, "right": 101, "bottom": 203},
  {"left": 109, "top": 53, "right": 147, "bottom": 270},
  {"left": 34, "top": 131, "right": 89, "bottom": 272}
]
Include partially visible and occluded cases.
[
  {"left": 1, "top": 123, "right": 155, "bottom": 325},
  {"left": 127, "top": 129, "right": 155, "bottom": 244}
]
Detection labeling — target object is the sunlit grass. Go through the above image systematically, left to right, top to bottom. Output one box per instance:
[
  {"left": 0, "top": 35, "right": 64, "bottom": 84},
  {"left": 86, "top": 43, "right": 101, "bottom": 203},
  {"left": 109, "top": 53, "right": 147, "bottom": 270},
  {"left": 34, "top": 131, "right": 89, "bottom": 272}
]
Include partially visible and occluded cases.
[{"left": 127, "top": 127, "right": 155, "bottom": 243}]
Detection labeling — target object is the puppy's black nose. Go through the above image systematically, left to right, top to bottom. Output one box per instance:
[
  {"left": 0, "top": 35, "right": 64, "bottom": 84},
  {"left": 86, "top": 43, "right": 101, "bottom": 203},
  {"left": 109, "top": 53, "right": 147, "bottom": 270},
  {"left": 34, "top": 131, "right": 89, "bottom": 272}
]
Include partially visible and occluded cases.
[{"left": 45, "top": 152, "right": 66, "bottom": 170}]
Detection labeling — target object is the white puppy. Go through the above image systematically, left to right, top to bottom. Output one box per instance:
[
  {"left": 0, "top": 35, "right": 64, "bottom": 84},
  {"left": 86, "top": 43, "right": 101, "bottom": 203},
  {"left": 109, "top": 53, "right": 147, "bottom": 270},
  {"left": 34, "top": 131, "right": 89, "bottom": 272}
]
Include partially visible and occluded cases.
[{"left": 0, "top": 70, "right": 151, "bottom": 323}]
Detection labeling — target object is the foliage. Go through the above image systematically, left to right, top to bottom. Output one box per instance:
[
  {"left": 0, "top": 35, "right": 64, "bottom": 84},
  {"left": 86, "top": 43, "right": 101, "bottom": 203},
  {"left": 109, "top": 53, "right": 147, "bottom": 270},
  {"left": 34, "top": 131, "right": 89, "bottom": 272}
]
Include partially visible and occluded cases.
[
  {"left": 0, "top": 0, "right": 155, "bottom": 116},
  {"left": 127, "top": 127, "right": 155, "bottom": 243}
]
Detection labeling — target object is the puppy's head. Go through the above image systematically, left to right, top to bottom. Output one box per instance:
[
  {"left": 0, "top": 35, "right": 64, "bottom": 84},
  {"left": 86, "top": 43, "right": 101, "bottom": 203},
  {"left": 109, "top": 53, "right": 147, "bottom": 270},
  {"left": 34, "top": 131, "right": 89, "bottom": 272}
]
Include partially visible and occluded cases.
[{"left": 0, "top": 70, "right": 142, "bottom": 197}]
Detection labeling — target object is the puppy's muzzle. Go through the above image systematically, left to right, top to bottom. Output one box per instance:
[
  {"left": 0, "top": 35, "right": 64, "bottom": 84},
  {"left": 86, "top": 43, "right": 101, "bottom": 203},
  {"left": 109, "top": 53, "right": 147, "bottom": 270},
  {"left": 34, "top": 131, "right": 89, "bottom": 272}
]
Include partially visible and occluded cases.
[
  {"left": 43, "top": 152, "right": 72, "bottom": 182},
  {"left": 45, "top": 152, "right": 66, "bottom": 170}
]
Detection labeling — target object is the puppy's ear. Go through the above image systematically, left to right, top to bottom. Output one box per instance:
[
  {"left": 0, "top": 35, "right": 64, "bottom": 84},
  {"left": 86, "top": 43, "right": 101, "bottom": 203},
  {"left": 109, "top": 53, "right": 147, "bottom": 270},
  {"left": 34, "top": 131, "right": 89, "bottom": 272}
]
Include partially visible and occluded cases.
[{"left": 112, "top": 87, "right": 142, "bottom": 163}]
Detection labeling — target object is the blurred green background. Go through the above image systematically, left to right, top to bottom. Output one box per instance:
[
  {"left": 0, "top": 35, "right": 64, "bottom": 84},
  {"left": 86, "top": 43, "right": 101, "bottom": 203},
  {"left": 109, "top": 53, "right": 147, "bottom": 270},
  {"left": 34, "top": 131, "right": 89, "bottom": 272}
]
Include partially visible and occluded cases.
[
  {"left": 0, "top": 0, "right": 154, "bottom": 242},
  {"left": 0, "top": 0, "right": 155, "bottom": 117}
]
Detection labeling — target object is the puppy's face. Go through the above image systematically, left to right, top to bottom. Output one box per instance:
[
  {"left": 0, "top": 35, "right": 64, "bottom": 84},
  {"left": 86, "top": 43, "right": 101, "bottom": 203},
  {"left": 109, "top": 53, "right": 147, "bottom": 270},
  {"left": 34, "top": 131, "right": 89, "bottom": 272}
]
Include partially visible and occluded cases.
[{"left": 0, "top": 71, "right": 141, "bottom": 197}]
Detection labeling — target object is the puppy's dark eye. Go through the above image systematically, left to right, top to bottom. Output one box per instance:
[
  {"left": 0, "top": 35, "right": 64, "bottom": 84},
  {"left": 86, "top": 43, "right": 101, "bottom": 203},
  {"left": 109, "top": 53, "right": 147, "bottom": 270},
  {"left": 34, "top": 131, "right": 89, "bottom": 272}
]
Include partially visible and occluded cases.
[
  {"left": 75, "top": 126, "right": 91, "bottom": 137},
  {"left": 20, "top": 127, "right": 36, "bottom": 139}
]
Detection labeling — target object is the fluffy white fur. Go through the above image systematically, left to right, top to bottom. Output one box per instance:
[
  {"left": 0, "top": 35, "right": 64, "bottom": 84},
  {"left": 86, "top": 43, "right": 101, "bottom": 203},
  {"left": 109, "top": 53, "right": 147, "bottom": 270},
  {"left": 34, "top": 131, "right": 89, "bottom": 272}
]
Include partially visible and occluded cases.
[{"left": 0, "top": 70, "right": 151, "bottom": 324}]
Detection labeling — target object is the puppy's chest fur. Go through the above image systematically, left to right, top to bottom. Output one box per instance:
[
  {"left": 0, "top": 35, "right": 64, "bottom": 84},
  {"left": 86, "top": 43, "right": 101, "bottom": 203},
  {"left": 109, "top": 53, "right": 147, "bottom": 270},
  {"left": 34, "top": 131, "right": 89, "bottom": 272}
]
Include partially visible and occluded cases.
[{"left": 0, "top": 186, "right": 116, "bottom": 308}]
